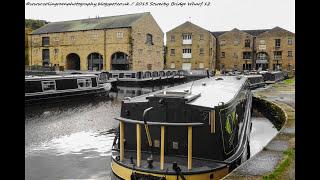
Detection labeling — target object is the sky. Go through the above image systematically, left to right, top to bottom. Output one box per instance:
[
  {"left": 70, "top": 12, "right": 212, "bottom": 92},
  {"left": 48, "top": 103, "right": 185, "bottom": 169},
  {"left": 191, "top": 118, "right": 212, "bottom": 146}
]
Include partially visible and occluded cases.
[{"left": 25, "top": 0, "right": 295, "bottom": 34}]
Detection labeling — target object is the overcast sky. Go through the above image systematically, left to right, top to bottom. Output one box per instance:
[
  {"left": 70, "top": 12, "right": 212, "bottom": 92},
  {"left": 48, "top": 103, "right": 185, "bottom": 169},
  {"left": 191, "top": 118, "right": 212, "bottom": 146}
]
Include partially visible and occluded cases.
[{"left": 25, "top": 0, "right": 295, "bottom": 33}]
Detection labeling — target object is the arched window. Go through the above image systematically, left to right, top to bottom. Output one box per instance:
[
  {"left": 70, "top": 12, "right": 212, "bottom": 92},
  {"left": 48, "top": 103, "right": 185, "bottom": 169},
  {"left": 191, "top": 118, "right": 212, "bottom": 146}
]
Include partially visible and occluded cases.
[{"left": 146, "top": 34, "right": 153, "bottom": 45}]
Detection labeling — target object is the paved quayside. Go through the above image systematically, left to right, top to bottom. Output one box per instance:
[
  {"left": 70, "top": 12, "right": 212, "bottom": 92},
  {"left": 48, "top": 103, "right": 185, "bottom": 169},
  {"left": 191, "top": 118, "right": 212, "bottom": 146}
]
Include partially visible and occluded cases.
[{"left": 223, "top": 77, "right": 295, "bottom": 180}]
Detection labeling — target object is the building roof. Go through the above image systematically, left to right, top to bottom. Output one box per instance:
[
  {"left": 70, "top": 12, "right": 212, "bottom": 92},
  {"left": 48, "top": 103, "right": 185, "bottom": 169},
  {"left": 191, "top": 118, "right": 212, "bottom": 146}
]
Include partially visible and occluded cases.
[
  {"left": 31, "top": 12, "right": 149, "bottom": 35},
  {"left": 167, "top": 21, "right": 210, "bottom": 34},
  {"left": 211, "top": 29, "right": 271, "bottom": 37},
  {"left": 243, "top": 29, "right": 270, "bottom": 36}
]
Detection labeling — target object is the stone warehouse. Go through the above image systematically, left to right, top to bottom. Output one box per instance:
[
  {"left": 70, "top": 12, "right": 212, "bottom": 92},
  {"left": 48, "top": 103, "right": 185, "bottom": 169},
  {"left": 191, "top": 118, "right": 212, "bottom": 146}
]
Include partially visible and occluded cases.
[
  {"left": 28, "top": 12, "right": 164, "bottom": 71},
  {"left": 165, "top": 21, "right": 217, "bottom": 70},
  {"left": 212, "top": 27, "right": 295, "bottom": 71}
]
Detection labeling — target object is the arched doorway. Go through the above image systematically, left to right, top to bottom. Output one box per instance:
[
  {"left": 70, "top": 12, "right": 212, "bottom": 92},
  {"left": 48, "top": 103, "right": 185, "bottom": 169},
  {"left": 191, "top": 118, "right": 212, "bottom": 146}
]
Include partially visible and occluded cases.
[
  {"left": 111, "top": 52, "right": 129, "bottom": 70},
  {"left": 256, "top": 52, "right": 269, "bottom": 70},
  {"left": 66, "top": 53, "right": 80, "bottom": 70},
  {"left": 88, "top": 53, "right": 103, "bottom": 71}
]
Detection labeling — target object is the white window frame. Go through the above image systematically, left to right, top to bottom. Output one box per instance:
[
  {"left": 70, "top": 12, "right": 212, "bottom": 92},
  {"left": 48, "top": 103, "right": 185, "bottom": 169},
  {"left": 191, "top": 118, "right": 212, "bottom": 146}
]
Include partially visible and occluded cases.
[
  {"left": 117, "top": 32, "right": 124, "bottom": 38},
  {"left": 182, "top": 34, "right": 192, "bottom": 40},
  {"left": 288, "top": 38, "right": 293, "bottom": 45},
  {"left": 260, "top": 39, "right": 265, "bottom": 44},
  {"left": 182, "top": 49, "right": 192, "bottom": 53},
  {"left": 77, "top": 78, "right": 92, "bottom": 89},
  {"left": 41, "top": 80, "right": 56, "bottom": 92}
]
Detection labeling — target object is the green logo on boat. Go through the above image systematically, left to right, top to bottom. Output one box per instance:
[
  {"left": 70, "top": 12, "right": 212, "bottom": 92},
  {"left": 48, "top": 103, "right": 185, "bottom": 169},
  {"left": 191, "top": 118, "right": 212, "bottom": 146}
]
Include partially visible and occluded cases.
[{"left": 225, "top": 111, "right": 238, "bottom": 135}]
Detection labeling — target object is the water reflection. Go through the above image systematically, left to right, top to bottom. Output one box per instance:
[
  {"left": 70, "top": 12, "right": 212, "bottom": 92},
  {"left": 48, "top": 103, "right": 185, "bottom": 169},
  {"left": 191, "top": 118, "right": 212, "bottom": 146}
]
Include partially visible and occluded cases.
[
  {"left": 250, "top": 117, "right": 278, "bottom": 157},
  {"left": 26, "top": 130, "right": 115, "bottom": 158}
]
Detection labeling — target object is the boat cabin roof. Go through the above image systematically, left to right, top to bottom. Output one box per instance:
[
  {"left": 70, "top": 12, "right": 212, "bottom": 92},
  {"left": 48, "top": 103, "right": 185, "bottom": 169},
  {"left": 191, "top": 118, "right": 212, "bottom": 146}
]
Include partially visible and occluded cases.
[
  {"left": 25, "top": 74, "right": 97, "bottom": 81},
  {"left": 244, "top": 74, "right": 263, "bottom": 78},
  {"left": 124, "top": 75, "right": 248, "bottom": 109}
]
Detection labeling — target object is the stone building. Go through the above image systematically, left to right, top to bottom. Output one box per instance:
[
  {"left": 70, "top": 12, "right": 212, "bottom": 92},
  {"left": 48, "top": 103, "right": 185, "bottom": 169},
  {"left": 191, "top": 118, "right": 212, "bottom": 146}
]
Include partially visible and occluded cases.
[
  {"left": 28, "top": 12, "right": 164, "bottom": 71},
  {"left": 165, "top": 21, "right": 216, "bottom": 70},
  {"left": 212, "top": 27, "right": 295, "bottom": 71},
  {"left": 255, "top": 27, "right": 295, "bottom": 71}
]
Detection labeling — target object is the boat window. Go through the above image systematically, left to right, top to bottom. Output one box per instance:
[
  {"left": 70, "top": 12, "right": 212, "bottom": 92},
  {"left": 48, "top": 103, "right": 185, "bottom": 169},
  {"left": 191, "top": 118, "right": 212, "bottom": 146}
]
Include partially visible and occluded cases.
[
  {"left": 77, "top": 78, "right": 92, "bottom": 88},
  {"left": 42, "top": 80, "right": 56, "bottom": 91}
]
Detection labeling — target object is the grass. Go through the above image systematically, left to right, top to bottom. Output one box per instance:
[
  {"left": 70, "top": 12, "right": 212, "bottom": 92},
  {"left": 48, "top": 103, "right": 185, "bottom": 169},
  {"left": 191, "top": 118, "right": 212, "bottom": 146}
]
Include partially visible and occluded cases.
[
  {"left": 283, "top": 78, "right": 295, "bottom": 85},
  {"left": 263, "top": 148, "right": 295, "bottom": 180}
]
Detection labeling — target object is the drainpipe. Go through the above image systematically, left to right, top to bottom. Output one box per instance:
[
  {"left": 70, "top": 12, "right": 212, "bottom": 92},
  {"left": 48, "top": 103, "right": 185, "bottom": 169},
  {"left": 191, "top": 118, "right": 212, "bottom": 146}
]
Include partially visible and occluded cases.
[
  {"left": 104, "top": 30, "right": 106, "bottom": 71},
  {"left": 30, "top": 34, "right": 32, "bottom": 67},
  {"left": 252, "top": 37, "right": 256, "bottom": 70}
]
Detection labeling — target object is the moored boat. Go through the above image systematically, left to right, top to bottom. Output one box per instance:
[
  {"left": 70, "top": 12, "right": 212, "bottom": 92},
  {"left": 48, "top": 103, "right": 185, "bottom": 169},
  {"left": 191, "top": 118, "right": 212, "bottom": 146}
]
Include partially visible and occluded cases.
[
  {"left": 261, "top": 71, "right": 285, "bottom": 84},
  {"left": 25, "top": 74, "right": 111, "bottom": 104},
  {"left": 244, "top": 74, "right": 265, "bottom": 89},
  {"left": 110, "top": 75, "right": 252, "bottom": 180}
]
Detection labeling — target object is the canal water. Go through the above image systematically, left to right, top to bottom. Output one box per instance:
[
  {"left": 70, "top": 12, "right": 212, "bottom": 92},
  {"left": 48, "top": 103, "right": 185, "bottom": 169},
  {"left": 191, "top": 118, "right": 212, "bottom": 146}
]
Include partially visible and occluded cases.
[{"left": 25, "top": 84, "right": 278, "bottom": 180}]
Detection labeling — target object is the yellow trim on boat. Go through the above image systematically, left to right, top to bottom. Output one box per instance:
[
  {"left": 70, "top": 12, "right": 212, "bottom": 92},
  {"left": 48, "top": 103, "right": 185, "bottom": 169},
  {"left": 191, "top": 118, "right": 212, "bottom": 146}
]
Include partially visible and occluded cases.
[{"left": 111, "top": 160, "right": 229, "bottom": 180}]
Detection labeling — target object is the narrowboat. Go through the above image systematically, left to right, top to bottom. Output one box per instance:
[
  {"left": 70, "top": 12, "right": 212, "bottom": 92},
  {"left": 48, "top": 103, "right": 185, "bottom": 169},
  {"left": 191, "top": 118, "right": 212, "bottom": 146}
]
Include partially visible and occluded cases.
[
  {"left": 109, "top": 71, "right": 155, "bottom": 86},
  {"left": 261, "top": 71, "right": 285, "bottom": 84},
  {"left": 25, "top": 74, "right": 112, "bottom": 104},
  {"left": 244, "top": 74, "right": 265, "bottom": 89},
  {"left": 110, "top": 75, "right": 252, "bottom": 180}
]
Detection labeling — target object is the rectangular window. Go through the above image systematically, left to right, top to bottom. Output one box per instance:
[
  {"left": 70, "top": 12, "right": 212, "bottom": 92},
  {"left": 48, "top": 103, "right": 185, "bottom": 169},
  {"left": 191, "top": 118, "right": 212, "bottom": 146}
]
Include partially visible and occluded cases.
[
  {"left": 117, "top": 32, "right": 124, "bottom": 38},
  {"left": 92, "top": 33, "right": 98, "bottom": 39},
  {"left": 146, "top": 34, "right": 153, "bottom": 45},
  {"left": 182, "top": 34, "right": 192, "bottom": 40},
  {"left": 200, "top": 34, "right": 204, "bottom": 40},
  {"left": 170, "top": 35, "right": 175, "bottom": 42},
  {"left": 70, "top": 36, "right": 75, "bottom": 41},
  {"left": 42, "top": 37, "right": 50, "bottom": 46},
  {"left": 54, "top": 37, "right": 59, "bottom": 42},
  {"left": 288, "top": 38, "right": 293, "bottom": 45},
  {"left": 234, "top": 39, "right": 239, "bottom": 45},
  {"left": 245, "top": 39, "right": 251, "bottom": 48},
  {"left": 260, "top": 39, "right": 265, "bottom": 44},
  {"left": 275, "top": 39, "right": 281, "bottom": 47},
  {"left": 220, "top": 40, "right": 226, "bottom": 46},
  {"left": 182, "top": 48, "right": 192, "bottom": 58},
  {"left": 199, "top": 48, "right": 204, "bottom": 55},
  {"left": 42, "top": 49, "right": 50, "bottom": 61},
  {"left": 54, "top": 49, "right": 59, "bottom": 55},
  {"left": 138, "top": 49, "right": 143, "bottom": 55},
  {"left": 170, "top": 49, "right": 175, "bottom": 55},
  {"left": 182, "top": 49, "right": 192, "bottom": 53},
  {"left": 274, "top": 51, "right": 282, "bottom": 59},
  {"left": 288, "top": 51, "right": 293, "bottom": 57},
  {"left": 221, "top": 52, "right": 225, "bottom": 58},
  {"left": 233, "top": 52, "right": 238, "bottom": 58},
  {"left": 243, "top": 52, "right": 252, "bottom": 59},
  {"left": 170, "top": 63, "right": 175, "bottom": 69},
  {"left": 199, "top": 63, "right": 204, "bottom": 69},
  {"left": 77, "top": 78, "right": 92, "bottom": 88},
  {"left": 42, "top": 80, "right": 56, "bottom": 91}
]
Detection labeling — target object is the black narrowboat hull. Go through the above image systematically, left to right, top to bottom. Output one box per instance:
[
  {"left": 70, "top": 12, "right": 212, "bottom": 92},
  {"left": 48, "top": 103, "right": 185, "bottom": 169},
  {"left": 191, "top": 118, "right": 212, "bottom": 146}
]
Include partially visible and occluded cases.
[
  {"left": 262, "top": 71, "right": 285, "bottom": 84},
  {"left": 25, "top": 74, "right": 111, "bottom": 105},
  {"left": 110, "top": 76, "right": 252, "bottom": 179},
  {"left": 25, "top": 87, "right": 109, "bottom": 105}
]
